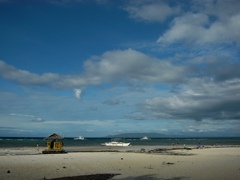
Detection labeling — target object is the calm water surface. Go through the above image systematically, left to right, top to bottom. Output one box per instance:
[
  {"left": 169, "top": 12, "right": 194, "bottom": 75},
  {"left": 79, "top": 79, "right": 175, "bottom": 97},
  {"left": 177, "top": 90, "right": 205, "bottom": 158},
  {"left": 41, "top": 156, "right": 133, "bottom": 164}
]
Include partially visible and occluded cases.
[{"left": 0, "top": 137, "right": 239, "bottom": 148}]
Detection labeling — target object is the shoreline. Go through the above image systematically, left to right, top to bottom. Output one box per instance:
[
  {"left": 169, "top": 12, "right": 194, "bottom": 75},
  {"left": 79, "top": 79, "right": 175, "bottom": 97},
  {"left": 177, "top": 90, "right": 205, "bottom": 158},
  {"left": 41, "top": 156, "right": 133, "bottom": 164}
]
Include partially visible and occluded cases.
[
  {"left": 0, "top": 144, "right": 239, "bottom": 156},
  {"left": 0, "top": 146, "right": 239, "bottom": 179}
]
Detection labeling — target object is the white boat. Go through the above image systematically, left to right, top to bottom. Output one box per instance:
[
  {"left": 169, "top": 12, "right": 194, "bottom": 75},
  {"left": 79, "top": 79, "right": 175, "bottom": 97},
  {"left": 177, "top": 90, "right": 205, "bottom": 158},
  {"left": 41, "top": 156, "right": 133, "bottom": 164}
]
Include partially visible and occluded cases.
[
  {"left": 74, "top": 136, "right": 85, "bottom": 140},
  {"left": 140, "top": 136, "right": 150, "bottom": 140},
  {"left": 101, "top": 141, "right": 130, "bottom": 147}
]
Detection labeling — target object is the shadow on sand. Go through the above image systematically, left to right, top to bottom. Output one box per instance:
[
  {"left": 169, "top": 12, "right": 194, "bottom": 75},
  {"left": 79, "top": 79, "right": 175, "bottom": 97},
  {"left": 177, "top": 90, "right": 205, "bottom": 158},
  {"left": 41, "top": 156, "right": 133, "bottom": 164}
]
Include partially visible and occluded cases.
[
  {"left": 45, "top": 173, "right": 120, "bottom": 180},
  {"left": 116, "top": 175, "right": 190, "bottom": 180}
]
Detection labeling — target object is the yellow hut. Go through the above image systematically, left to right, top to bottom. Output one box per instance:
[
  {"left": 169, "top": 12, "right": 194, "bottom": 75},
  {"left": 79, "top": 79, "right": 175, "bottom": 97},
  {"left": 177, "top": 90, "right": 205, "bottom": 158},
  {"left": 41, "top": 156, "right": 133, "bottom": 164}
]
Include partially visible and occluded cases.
[{"left": 42, "top": 133, "right": 66, "bottom": 154}]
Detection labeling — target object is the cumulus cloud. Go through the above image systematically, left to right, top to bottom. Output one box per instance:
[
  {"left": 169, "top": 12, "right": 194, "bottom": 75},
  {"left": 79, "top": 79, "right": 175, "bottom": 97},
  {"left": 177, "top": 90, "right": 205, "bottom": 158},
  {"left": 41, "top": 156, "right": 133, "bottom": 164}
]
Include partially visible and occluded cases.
[
  {"left": 124, "top": 0, "right": 180, "bottom": 22},
  {"left": 124, "top": 0, "right": 240, "bottom": 46},
  {"left": 157, "top": 0, "right": 240, "bottom": 46},
  {"left": 157, "top": 12, "right": 240, "bottom": 46},
  {"left": 157, "top": 12, "right": 209, "bottom": 45},
  {"left": 1, "top": 48, "right": 240, "bottom": 124},
  {"left": 0, "top": 49, "right": 188, "bottom": 89},
  {"left": 83, "top": 49, "right": 188, "bottom": 85},
  {"left": 0, "top": 60, "right": 60, "bottom": 86},
  {"left": 144, "top": 78, "right": 240, "bottom": 121}
]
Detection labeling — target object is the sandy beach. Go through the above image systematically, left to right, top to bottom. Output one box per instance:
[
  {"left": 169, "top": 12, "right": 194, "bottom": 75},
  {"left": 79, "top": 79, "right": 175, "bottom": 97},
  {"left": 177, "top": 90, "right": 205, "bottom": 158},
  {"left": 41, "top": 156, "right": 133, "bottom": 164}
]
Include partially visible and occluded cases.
[{"left": 0, "top": 146, "right": 239, "bottom": 180}]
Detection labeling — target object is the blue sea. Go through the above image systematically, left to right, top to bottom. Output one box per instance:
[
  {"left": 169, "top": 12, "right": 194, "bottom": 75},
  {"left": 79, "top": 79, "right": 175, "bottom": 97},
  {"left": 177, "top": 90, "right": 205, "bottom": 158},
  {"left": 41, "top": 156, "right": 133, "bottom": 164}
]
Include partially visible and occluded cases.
[{"left": 0, "top": 137, "right": 240, "bottom": 148}]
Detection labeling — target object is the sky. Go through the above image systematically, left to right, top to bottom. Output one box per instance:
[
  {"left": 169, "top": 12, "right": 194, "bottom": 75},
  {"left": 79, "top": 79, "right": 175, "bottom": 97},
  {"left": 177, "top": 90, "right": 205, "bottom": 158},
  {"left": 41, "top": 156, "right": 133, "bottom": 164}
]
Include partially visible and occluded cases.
[{"left": 0, "top": 0, "right": 240, "bottom": 137}]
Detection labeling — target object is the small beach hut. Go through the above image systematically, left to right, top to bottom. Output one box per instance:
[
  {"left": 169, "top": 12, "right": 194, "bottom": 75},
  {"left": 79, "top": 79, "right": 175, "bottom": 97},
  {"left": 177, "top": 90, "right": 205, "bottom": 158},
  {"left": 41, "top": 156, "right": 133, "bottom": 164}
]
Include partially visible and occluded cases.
[{"left": 42, "top": 133, "right": 66, "bottom": 154}]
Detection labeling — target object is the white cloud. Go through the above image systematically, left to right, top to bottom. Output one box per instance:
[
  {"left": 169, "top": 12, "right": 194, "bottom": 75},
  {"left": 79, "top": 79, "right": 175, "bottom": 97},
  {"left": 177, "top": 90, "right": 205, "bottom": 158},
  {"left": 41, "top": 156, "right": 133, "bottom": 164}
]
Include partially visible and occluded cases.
[
  {"left": 124, "top": 0, "right": 240, "bottom": 46},
  {"left": 157, "top": 0, "right": 240, "bottom": 46},
  {"left": 124, "top": 1, "right": 180, "bottom": 22},
  {"left": 158, "top": 12, "right": 240, "bottom": 46},
  {"left": 157, "top": 13, "right": 209, "bottom": 45},
  {"left": 1, "top": 47, "right": 240, "bottom": 123},
  {"left": 83, "top": 48, "right": 187, "bottom": 85},
  {"left": 0, "top": 49, "right": 188, "bottom": 89},
  {"left": 0, "top": 60, "right": 60, "bottom": 86},
  {"left": 144, "top": 78, "right": 240, "bottom": 121},
  {"left": 74, "top": 89, "right": 82, "bottom": 99},
  {"left": 10, "top": 113, "right": 35, "bottom": 118},
  {"left": 10, "top": 113, "right": 45, "bottom": 123}
]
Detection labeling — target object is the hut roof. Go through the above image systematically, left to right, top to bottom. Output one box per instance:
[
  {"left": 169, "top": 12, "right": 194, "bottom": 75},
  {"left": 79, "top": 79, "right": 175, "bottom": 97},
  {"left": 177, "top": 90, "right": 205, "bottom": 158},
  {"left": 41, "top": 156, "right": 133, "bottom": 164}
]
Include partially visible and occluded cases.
[{"left": 45, "top": 133, "right": 64, "bottom": 140}]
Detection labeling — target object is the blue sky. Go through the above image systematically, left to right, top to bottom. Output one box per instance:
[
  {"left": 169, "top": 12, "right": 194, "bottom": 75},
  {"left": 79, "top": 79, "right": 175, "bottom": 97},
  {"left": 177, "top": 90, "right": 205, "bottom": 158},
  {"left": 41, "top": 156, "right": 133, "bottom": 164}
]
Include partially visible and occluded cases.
[{"left": 0, "top": 0, "right": 240, "bottom": 137}]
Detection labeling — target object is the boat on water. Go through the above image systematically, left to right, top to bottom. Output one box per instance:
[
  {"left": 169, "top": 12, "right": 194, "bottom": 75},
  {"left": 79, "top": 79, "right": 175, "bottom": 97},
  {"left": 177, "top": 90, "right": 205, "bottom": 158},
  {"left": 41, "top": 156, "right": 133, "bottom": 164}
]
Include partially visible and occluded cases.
[
  {"left": 73, "top": 136, "right": 85, "bottom": 140},
  {"left": 140, "top": 136, "right": 150, "bottom": 140},
  {"left": 101, "top": 139, "right": 130, "bottom": 146},
  {"left": 101, "top": 141, "right": 130, "bottom": 146}
]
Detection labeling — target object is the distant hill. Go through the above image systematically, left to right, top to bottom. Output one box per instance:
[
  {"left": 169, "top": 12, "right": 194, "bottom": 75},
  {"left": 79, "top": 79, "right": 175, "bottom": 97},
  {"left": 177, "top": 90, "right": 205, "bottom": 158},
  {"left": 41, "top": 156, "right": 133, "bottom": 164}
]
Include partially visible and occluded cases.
[{"left": 106, "top": 133, "right": 166, "bottom": 138}]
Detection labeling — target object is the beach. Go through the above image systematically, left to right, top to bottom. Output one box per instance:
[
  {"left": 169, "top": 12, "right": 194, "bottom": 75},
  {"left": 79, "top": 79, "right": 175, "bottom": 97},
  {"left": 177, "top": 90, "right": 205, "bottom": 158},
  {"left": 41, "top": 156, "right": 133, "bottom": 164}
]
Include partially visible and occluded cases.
[{"left": 0, "top": 146, "right": 240, "bottom": 180}]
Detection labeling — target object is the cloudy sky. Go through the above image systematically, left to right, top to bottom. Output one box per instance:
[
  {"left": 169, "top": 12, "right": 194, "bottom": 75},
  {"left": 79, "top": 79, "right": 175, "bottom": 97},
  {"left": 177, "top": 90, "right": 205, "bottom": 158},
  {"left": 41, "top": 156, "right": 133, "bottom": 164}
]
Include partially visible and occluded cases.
[{"left": 0, "top": 0, "right": 240, "bottom": 137}]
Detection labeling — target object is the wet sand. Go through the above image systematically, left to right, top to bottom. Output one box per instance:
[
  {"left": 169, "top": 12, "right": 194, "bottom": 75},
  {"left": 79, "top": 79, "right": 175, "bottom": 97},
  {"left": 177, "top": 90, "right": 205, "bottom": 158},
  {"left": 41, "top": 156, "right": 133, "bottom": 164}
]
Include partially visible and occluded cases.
[{"left": 0, "top": 146, "right": 239, "bottom": 180}]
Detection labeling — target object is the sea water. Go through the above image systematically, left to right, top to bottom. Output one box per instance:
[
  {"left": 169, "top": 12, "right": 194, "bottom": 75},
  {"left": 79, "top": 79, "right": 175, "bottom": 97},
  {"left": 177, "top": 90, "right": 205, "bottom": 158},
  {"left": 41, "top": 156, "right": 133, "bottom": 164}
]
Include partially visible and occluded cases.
[{"left": 0, "top": 137, "right": 240, "bottom": 148}]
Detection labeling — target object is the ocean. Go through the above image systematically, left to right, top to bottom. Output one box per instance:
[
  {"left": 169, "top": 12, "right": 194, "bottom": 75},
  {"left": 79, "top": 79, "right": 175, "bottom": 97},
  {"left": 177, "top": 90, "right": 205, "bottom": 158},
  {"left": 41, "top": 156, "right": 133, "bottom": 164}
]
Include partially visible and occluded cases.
[{"left": 0, "top": 137, "right": 240, "bottom": 148}]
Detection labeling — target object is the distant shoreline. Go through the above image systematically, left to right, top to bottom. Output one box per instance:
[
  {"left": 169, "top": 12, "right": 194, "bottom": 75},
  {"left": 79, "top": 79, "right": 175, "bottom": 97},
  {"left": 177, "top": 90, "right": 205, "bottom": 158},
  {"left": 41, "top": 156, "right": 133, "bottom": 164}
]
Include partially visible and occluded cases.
[
  {"left": 1, "top": 136, "right": 240, "bottom": 138},
  {"left": 1, "top": 137, "right": 240, "bottom": 149},
  {"left": 0, "top": 144, "right": 239, "bottom": 156}
]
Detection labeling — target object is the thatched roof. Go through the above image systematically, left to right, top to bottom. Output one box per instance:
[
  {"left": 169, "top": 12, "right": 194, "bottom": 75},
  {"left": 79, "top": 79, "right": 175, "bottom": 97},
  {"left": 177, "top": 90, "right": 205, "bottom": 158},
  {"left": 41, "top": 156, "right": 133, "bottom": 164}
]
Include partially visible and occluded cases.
[{"left": 45, "top": 133, "right": 64, "bottom": 140}]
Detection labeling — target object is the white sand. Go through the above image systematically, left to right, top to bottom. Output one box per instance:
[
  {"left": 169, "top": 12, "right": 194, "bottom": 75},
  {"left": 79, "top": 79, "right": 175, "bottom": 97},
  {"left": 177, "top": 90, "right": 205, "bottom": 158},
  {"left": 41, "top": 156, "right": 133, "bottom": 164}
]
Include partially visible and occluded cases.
[{"left": 0, "top": 147, "right": 239, "bottom": 180}]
